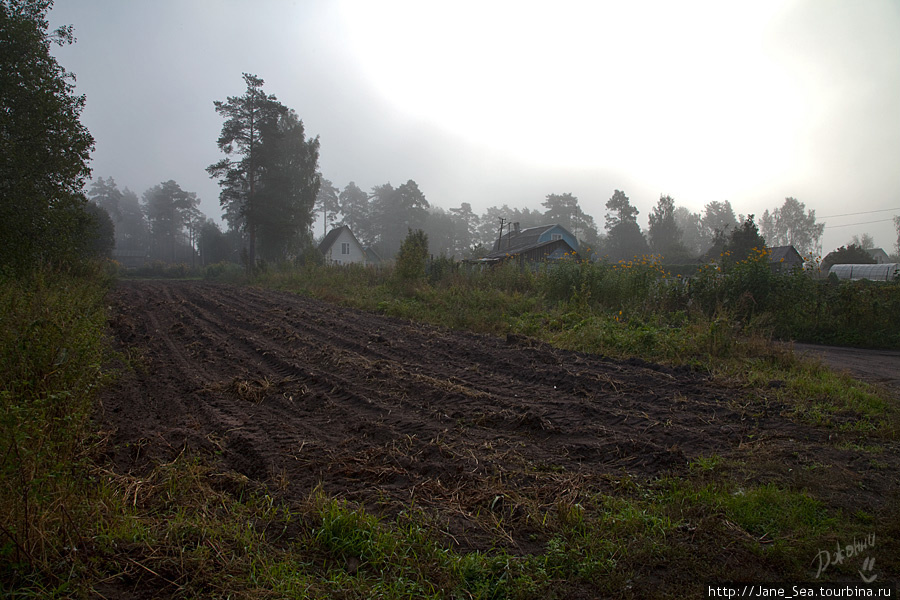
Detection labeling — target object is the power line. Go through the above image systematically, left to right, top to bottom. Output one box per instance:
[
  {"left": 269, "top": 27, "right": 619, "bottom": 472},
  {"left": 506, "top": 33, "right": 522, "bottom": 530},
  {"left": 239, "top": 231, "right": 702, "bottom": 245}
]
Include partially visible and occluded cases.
[
  {"left": 819, "top": 207, "right": 900, "bottom": 219},
  {"left": 824, "top": 218, "right": 897, "bottom": 229}
]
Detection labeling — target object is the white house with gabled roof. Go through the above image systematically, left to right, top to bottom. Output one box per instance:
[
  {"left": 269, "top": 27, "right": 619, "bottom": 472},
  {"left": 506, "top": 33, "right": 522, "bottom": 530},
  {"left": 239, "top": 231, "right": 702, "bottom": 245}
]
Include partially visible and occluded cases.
[{"left": 318, "top": 225, "right": 366, "bottom": 266}]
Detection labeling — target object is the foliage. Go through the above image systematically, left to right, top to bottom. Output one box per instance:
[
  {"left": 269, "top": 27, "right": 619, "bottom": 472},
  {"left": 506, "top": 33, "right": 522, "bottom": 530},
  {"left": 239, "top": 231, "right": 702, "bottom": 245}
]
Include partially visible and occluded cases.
[
  {"left": 0, "top": 0, "right": 99, "bottom": 275},
  {"left": 208, "top": 73, "right": 320, "bottom": 267},
  {"left": 254, "top": 109, "right": 320, "bottom": 262},
  {"left": 314, "top": 176, "right": 340, "bottom": 237},
  {"left": 142, "top": 179, "right": 200, "bottom": 263},
  {"left": 368, "top": 180, "right": 430, "bottom": 259},
  {"left": 338, "top": 181, "right": 371, "bottom": 243},
  {"left": 604, "top": 189, "right": 639, "bottom": 231},
  {"left": 542, "top": 192, "right": 598, "bottom": 243},
  {"left": 647, "top": 194, "right": 687, "bottom": 260},
  {"left": 759, "top": 197, "right": 824, "bottom": 256},
  {"left": 699, "top": 200, "right": 738, "bottom": 250},
  {"left": 83, "top": 201, "right": 115, "bottom": 258},
  {"left": 673, "top": 206, "right": 704, "bottom": 258},
  {"left": 722, "top": 214, "right": 767, "bottom": 266},
  {"left": 395, "top": 229, "right": 429, "bottom": 281},
  {"left": 821, "top": 243, "right": 876, "bottom": 272},
  {"left": 0, "top": 267, "right": 112, "bottom": 582}
]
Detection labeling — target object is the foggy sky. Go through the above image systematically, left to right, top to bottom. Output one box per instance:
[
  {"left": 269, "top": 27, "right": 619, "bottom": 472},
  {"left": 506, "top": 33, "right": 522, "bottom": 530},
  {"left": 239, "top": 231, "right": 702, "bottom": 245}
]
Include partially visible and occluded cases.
[{"left": 49, "top": 0, "right": 900, "bottom": 254}]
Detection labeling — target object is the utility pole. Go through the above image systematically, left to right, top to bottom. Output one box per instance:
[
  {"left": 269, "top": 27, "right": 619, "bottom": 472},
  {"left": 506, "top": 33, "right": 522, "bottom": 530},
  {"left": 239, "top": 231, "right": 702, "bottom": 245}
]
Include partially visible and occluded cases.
[{"left": 496, "top": 217, "right": 506, "bottom": 251}]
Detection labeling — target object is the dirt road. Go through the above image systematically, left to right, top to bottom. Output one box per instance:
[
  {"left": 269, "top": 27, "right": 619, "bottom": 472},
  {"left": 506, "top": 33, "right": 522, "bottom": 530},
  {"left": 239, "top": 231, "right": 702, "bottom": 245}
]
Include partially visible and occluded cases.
[
  {"left": 100, "top": 281, "right": 891, "bottom": 553},
  {"left": 790, "top": 343, "right": 900, "bottom": 392}
]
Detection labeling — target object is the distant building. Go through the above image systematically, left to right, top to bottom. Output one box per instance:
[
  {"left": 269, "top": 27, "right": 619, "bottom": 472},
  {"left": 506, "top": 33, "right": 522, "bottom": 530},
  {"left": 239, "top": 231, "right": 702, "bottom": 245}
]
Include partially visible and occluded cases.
[
  {"left": 474, "top": 223, "right": 580, "bottom": 266},
  {"left": 318, "top": 226, "right": 366, "bottom": 266},
  {"left": 363, "top": 246, "right": 383, "bottom": 265},
  {"left": 768, "top": 246, "right": 804, "bottom": 272},
  {"left": 866, "top": 248, "right": 890, "bottom": 264},
  {"left": 112, "top": 249, "right": 149, "bottom": 269},
  {"left": 829, "top": 263, "right": 900, "bottom": 281}
]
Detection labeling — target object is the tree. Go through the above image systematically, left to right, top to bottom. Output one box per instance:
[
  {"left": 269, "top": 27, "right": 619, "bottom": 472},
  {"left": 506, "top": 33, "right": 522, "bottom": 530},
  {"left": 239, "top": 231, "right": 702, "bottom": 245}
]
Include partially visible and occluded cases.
[
  {"left": 1, "top": 0, "right": 97, "bottom": 274},
  {"left": 208, "top": 73, "right": 320, "bottom": 267},
  {"left": 254, "top": 109, "right": 320, "bottom": 261},
  {"left": 88, "top": 176, "right": 123, "bottom": 221},
  {"left": 314, "top": 177, "right": 339, "bottom": 237},
  {"left": 142, "top": 180, "right": 199, "bottom": 262},
  {"left": 369, "top": 180, "right": 429, "bottom": 258},
  {"left": 338, "top": 181, "right": 370, "bottom": 243},
  {"left": 116, "top": 187, "right": 149, "bottom": 252},
  {"left": 603, "top": 190, "right": 648, "bottom": 261},
  {"left": 604, "top": 190, "right": 639, "bottom": 231},
  {"left": 647, "top": 194, "right": 686, "bottom": 259},
  {"left": 759, "top": 197, "right": 824, "bottom": 255},
  {"left": 82, "top": 201, "right": 115, "bottom": 259},
  {"left": 699, "top": 201, "right": 738, "bottom": 251},
  {"left": 449, "top": 202, "right": 479, "bottom": 252},
  {"left": 476, "top": 205, "right": 544, "bottom": 248},
  {"left": 674, "top": 206, "right": 704, "bottom": 258},
  {"left": 423, "top": 207, "right": 460, "bottom": 257},
  {"left": 723, "top": 215, "right": 767, "bottom": 265},
  {"left": 895, "top": 215, "right": 900, "bottom": 256},
  {"left": 198, "top": 219, "right": 235, "bottom": 265},
  {"left": 395, "top": 229, "right": 428, "bottom": 281},
  {"left": 850, "top": 233, "right": 875, "bottom": 250},
  {"left": 821, "top": 244, "right": 875, "bottom": 272}
]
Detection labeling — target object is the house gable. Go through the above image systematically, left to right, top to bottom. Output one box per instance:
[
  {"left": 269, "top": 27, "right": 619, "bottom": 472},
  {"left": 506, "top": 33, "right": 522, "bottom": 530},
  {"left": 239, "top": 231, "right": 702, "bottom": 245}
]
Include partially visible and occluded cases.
[
  {"left": 492, "top": 224, "right": 578, "bottom": 256},
  {"left": 318, "top": 226, "right": 366, "bottom": 266}
]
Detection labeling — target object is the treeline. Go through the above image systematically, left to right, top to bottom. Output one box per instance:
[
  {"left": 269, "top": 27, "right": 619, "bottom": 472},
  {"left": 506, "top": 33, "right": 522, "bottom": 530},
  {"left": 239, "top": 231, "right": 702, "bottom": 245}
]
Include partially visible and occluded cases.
[{"left": 314, "top": 181, "right": 830, "bottom": 263}]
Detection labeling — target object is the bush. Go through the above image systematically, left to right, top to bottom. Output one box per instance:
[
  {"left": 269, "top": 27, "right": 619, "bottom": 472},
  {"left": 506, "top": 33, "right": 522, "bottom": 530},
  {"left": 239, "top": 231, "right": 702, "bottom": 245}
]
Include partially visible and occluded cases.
[
  {"left": 395, "top": 229, "right": 428, "bottom": 282},
  {"left": 0, "top": 268, "right": 112, "bottom": 580}
]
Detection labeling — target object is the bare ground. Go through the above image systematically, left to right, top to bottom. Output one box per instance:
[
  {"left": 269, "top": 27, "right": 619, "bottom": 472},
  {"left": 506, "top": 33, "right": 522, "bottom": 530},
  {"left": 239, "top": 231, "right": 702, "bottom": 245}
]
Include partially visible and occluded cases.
[{"left": 97, "top": 280, "right": 900, "bottom": 592}]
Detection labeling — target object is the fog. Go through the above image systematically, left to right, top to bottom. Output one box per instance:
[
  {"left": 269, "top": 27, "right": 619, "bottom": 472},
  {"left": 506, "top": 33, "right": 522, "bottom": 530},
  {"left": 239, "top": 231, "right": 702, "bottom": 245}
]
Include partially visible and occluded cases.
[{"left": 50, "top": 0, "right": 900, "bottom": 253}]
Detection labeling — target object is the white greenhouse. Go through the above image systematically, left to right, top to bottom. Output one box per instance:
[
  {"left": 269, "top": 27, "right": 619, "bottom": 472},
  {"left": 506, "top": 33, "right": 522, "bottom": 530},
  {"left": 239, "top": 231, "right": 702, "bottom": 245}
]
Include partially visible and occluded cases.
[{"left": 828, "top": 263, "right": 900, "bottom": 281}]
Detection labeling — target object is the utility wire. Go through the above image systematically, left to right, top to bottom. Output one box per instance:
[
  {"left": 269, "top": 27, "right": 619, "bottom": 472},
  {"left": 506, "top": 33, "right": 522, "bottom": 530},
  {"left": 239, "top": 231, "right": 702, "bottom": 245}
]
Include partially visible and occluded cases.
[
  {"left": 819, "top": 207, "right": 900, "bottom": 219},
  {"left": 824, "top": 218, "right": 897, "bottom": 229}
]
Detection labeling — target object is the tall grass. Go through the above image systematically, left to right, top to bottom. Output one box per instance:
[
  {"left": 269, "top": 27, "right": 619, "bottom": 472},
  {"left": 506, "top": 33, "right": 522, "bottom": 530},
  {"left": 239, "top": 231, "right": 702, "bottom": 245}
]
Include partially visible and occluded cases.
[{"left": 0, "top": 267, "right": 112, "bottom": 586}]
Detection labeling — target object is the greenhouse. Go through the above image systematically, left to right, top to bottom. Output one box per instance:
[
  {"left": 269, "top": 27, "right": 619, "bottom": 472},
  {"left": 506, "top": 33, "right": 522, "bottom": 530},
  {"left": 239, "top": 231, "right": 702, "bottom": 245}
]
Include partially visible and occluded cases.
[{"left": 828, "top": 263, "right": 900, "bottom": 281}]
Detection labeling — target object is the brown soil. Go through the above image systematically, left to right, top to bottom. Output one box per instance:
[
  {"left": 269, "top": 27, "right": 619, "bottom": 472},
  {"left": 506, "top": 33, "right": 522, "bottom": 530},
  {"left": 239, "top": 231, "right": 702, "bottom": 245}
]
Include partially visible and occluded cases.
[
  {"left": 98, "top": 280, "right": 900, "bottom": 585},
  {"left": 790, "top": 343, "right": 900, "bottom": 393}
]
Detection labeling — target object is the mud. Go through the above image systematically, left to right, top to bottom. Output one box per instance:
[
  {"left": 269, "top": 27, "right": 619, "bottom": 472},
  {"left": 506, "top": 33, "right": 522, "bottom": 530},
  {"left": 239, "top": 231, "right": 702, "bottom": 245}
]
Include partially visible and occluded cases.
[{"left": 99, "top": 281, "right": 896, "bottom": 552}]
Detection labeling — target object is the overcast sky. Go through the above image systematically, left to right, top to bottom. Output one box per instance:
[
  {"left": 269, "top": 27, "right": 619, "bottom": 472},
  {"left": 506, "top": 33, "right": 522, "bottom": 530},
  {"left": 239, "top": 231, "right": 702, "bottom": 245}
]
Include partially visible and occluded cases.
[{"left": 50, "top": 0, "right": 900, "bottom": 253}]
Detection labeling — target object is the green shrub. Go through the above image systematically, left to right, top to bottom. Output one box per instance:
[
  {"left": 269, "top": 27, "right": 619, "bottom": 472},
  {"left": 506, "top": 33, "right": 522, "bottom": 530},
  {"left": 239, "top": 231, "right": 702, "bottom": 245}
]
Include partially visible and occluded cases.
[{"left": 0, "top": 268, "right": 112, "bottom": 581}]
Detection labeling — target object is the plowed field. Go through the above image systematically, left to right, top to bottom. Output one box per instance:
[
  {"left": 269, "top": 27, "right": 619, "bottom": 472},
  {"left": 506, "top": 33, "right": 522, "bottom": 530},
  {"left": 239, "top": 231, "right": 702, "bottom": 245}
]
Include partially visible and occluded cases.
[{"left": 100, "top": 280, "right": 898, "bottom": 558}]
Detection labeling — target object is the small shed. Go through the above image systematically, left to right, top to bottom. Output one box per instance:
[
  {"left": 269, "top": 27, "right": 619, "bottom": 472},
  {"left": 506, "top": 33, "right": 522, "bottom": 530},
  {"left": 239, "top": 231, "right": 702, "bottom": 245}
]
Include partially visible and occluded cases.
[
  {"left": 318, "top": 226, "right": 366, "bottom": 266},
  {"left": 768, "top": 246, "right": 804, "bottom": 272},
  {"left": 866, "top": 248, "right": 891, "bottom": 264},
  {"left": 112, "top": 249, "right": 149, "bottom": 269},
  {"left": 829, "top": 263, "right": 900, "bottom": 281}
]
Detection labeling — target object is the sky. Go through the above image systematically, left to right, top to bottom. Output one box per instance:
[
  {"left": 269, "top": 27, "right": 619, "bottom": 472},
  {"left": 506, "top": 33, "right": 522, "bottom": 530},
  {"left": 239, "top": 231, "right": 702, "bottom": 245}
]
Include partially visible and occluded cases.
[{"left": 49, "top": 0, "right": 900, "bottom": 254}]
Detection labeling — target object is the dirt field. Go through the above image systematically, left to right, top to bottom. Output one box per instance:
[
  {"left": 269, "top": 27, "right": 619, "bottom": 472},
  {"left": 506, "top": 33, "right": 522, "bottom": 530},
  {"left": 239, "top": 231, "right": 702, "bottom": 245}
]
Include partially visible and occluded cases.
[{"left": 99, "top": 280, "right": 899, "bottom": 572}]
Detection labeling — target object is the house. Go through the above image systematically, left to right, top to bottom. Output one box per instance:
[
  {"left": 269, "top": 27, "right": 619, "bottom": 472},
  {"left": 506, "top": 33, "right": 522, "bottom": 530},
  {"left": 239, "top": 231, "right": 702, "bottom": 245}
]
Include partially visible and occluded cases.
[
  {"left": 476, "top": 223, "right": 580, "bottom": 265},
  {"left": 318, "top": 226, "right": 366, "bottom": 266},
  {"left": 768, "top": 245, "right": 804, "bottom": 272},
  {"left": 363, "top": 246, "right": 383, "bottom": 265},
  {"left": 866, "top": 248, "right": 891, "bottom": 264},
  {"left": 112, "top": 249, "right": 149, "bottom": 269}
]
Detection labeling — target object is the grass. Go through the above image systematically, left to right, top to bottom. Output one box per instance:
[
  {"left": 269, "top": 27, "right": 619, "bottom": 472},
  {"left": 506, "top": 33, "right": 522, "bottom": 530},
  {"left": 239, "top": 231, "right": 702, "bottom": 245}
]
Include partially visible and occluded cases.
[
  {"left": 3, "top": 260, "right": 898, "bottom": 597},
  {"left": 249, "top": 261, "right": 899, "bottom": 439}
]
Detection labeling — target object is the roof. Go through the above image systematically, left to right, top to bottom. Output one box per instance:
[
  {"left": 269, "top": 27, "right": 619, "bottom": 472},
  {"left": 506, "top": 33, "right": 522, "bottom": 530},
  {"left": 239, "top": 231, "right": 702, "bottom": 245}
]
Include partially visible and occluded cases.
[
  {"left": 492, "top": 224, "right": 560, "bottom": 254},
  {"left": 318, "top": 226, "right": 359, "bottom": 254},
  {"left": 484, "top": 237, "right": 577, "bottom": 261},
  {"left": 364, "top": 246, "right": 382, "bottom": 263},
  {"left": 768, "top": 246, "right": 803, "bottom": 263},
  {"left": 866, "top": 248, "right": 890, "bottom": 263}
]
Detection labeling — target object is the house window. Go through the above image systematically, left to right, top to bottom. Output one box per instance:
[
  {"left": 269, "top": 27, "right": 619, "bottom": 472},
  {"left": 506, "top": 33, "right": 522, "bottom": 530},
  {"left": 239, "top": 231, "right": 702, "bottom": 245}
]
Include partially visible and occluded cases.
[
  {"left": 551, "top": 234, "right": 562, "bottom": 241},
  {"left": 341, "top": 242, "right": 350, "bottom": 255}
]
